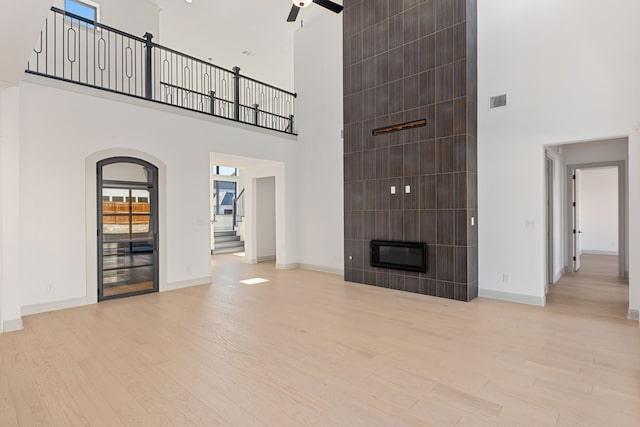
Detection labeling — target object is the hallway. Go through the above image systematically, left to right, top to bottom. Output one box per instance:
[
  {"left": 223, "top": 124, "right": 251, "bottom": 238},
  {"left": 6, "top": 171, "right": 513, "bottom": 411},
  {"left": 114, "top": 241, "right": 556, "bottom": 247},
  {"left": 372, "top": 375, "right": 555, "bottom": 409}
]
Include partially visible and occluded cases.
[{"left": 546, "top": 255, "right": 629, "bottom": 320}]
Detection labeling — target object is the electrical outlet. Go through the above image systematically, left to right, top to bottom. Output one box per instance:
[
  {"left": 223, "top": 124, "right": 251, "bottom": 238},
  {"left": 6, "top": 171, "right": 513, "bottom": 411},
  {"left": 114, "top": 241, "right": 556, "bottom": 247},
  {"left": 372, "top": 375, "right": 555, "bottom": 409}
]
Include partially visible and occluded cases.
[
  {"left": 502, "top": 274, "right": 510, "bottom": 283},
  {"left": 47, "top": 283, "right": 54, "bottom": 292}
]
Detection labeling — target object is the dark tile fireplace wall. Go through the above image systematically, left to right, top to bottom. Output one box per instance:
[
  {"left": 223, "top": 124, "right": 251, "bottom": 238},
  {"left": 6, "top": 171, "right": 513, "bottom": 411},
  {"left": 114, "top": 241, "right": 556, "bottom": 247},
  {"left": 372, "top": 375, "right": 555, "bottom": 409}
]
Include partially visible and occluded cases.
[{"left": 343, "top": 0, "right": 478, "bottom": 302}]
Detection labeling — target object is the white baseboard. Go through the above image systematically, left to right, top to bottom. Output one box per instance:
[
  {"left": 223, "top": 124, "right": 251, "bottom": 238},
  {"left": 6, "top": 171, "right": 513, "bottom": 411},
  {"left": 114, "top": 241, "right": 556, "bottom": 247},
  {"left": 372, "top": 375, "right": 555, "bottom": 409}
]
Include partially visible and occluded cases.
[
  {"left": 581, "top": 250, "right": 619, "bottom": 256},
  {"left": 257, "top": 255, "right": 276, "bottom": 262},
  {"left": 276, "top": 262, "right": 299, "bottom": 270},
  {"left": 298, "top": 263, "right": 344, "bottom": 276},
  {"left": 162, "top": 276, "right": 211, "bottom": 292},
  {"left": 17, "top": 277, "right": 212, "bottom": 320},
  {"left": 479, "top": 289, "right": 546, "bottom": 307},
  {"left": 22, "top": 297, "right": 88, "bottom": 317},
  {"left": 628, "top": 308, "right": 639, "bottom": 321},
  {"left": 2, "top": 318, "right": 24, "bottom": 333}
]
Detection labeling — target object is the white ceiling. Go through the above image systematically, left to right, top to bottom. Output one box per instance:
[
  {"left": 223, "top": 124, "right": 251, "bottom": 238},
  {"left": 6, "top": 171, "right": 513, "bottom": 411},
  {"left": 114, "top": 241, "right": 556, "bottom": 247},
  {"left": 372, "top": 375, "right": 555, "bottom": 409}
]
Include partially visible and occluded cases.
[
  {"left": 0, "top": 0, "right": 54, "bottom": 85},
  {"left": 151, "top": 0, "right": 340, "bottom": 90}
]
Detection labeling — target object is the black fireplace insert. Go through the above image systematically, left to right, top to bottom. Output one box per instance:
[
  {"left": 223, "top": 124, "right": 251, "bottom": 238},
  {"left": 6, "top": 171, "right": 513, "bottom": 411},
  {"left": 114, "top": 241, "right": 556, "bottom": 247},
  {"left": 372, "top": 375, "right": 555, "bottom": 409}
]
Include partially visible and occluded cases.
[{"left": 370, "top": 240, "right": 428, "bottom": 273}]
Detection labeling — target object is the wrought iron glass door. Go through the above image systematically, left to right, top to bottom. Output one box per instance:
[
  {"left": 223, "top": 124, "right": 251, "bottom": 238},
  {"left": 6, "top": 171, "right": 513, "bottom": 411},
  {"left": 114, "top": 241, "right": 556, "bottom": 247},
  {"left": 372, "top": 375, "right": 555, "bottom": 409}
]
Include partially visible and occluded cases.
[{"left": 97, "top": 158, "right": 159, "bottom": 301}]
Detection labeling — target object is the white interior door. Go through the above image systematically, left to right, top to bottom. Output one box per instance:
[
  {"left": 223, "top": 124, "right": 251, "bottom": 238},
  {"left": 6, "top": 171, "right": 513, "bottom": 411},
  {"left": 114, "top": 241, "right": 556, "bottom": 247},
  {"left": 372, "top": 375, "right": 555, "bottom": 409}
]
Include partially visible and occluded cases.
[{"left": 572, "top": 169, "right": 582, "bottom": 271}]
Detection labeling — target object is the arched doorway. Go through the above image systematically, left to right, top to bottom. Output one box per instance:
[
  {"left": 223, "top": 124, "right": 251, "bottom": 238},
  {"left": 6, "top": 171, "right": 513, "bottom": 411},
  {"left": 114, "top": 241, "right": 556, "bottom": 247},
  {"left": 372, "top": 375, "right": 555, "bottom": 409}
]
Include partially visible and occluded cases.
[{"left": 97, "top": 157, "right": 159, "bottom": 300}]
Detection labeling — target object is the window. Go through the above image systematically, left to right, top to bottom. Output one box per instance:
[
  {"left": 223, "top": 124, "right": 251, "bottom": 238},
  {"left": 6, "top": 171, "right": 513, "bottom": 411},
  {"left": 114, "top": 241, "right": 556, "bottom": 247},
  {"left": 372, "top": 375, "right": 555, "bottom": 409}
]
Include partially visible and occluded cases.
[
  {"left": 65, "top": 0, "right": 99, "bottom": 23},
  {"left": 213, "top": 166, "right": 238, "bottom": 177},
  {"left": 212, "top": 181, "right": 237, "bottom": 215}
]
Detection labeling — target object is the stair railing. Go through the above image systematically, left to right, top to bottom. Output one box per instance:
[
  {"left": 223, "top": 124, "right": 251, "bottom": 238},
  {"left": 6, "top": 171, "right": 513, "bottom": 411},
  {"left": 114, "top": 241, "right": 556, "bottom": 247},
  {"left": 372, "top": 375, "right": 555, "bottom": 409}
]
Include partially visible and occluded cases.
[{"left": 232, "top": 189, "right": 245, "bottom": 229}]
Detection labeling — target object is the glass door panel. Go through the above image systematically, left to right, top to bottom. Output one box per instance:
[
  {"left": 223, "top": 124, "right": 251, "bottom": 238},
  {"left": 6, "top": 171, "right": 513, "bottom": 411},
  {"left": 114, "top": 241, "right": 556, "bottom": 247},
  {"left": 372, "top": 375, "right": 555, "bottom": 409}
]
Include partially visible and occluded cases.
[
  {"left": 98, "top": 159, "right": 158, "bottom": 301},
  {"left": 102, "top": 265, "right": 154, "bottom": 298}
]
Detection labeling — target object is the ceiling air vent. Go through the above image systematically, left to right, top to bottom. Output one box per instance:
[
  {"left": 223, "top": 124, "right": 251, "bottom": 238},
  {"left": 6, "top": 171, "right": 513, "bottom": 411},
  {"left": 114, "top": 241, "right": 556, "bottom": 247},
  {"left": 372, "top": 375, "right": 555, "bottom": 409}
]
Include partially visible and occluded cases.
[{"left": 489, "top": 94, "right": 507, "bottom": 109}]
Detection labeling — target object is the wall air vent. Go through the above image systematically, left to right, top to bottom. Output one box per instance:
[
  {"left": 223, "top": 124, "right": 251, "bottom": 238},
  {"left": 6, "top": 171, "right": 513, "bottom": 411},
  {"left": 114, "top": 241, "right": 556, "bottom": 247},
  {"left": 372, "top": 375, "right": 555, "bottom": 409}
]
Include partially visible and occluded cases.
[{"left": 489, "top": 94, "right": 507, "bottom": 109}]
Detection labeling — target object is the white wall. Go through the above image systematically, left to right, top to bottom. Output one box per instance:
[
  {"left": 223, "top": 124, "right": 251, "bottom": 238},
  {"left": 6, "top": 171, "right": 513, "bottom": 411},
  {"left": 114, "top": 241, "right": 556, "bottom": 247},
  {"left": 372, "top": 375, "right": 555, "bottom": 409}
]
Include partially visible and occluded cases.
[
  {"left": 0, "top": 0, "right": 53, "bottom": 85},
  {"left": 51, "top": 0, "right": 159, "bottom": 37},
  {"left": 157, "top": 0, "right": 295, "bottom": 90},
  {"left": 478, "top": 0, "right": 640, "bottom": 315},
  {"left": 293, "top": 12, "right": 344, "bottom": 274},
  {"left": 10, "top": 75, "right": 298, "bottom": 320},
  {"left": 0, "top": 85, "right": 5, "bottom": 330},
  {"left": 0, "top": 86, "right": 23, "bottom": 331},
  {"left": 0, "top": 86, "right": 3, "bottom": 330},
  {"left": 562, "top": 138, "right": 629, "bottom": 165},
  {"left": 579, "top": 167, "right": 618, "bottom": 254},
  {"left": 256, "top": 176, "right": 276, "bottom": 260}
]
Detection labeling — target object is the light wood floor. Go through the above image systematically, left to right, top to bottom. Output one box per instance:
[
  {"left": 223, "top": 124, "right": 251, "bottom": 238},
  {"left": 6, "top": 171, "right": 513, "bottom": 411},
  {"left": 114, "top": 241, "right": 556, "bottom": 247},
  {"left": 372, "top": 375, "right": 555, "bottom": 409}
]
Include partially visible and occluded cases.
[
  {"left": 577, "top": 253, "right": 619, "bottom": 277},
  {"left": 546, "top": 254, "right": 629, "bottom": 320},
  {"left": 0, "top": 255, "right": 639, "bottom": 426}
]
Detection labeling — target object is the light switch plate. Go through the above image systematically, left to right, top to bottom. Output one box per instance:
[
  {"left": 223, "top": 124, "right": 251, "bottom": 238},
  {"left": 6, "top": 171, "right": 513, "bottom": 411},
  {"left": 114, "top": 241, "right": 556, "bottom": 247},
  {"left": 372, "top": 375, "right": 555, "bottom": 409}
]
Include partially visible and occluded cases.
[
  {"left": 405, "top": 185, "right": 411, "bottom": 193},
  {"left": 390, "top": 186, "right": 396, "bottom": 194}
]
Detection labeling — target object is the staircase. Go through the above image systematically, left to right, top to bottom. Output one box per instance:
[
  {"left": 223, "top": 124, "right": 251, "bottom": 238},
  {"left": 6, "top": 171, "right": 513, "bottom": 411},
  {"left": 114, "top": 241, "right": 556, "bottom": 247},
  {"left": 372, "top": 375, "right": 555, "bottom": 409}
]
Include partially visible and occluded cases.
[
  {"left": 211, "top": 188, "right": 245, "bottom": 255},
  {"left": 212, "top": 230, "right": 245, "bottom": 255}
]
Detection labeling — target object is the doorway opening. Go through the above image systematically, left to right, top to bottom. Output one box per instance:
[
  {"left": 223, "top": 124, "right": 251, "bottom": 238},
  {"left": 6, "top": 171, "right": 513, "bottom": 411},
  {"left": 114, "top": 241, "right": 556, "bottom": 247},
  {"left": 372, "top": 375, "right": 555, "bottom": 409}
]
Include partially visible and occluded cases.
[
  {"left": 544, "top": 137, "right": 630, "bottom": 320},
  {"left": 208, "top": 152, "right": 285, "bottom": 267},
  {"left": 97, "top": 157, "right": 159, "bottom": 301},
  {"left": 210, "top": 165, "right": 245, "bottom": 255},
  {"left": 568, "top": 165, "right": 622, "bottom": 277}
]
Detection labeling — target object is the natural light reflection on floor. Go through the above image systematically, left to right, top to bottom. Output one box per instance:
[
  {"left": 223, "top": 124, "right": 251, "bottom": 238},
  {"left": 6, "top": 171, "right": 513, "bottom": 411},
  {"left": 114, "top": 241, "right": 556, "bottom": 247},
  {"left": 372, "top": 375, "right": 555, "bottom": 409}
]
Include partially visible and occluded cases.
[
  {"left": 232, "top": 252, "right": 246, "bottom": 257},
  {"left": 239, "top": 278, "right": 269, "bottom": 285}
]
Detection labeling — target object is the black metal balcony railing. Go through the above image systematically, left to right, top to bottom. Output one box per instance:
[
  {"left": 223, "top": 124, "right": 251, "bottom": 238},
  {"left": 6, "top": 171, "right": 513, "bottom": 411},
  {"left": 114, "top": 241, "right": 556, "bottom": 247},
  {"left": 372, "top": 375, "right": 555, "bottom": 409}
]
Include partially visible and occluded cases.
[{"left": 26, "top": 7, "right": 297, "bottom": 134}]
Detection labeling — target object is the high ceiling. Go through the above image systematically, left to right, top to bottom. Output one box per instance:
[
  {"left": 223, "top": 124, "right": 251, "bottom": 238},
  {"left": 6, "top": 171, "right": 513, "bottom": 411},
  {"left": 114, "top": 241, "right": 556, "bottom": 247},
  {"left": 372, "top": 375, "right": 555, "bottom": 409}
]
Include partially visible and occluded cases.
[
  {"left": 0, "top": 0, "right": 54, "bottom": 85},
  {"left": 150, "top": 0, "right": 341, "bottom": 90}
]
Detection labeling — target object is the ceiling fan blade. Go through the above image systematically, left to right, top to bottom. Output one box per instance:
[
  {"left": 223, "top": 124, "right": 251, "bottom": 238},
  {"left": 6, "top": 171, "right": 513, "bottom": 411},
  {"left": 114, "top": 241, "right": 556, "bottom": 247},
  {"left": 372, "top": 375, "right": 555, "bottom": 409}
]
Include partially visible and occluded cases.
[
  {"left": 312, "top": 0, "right": 344, "bottom": 14},
  {"left": 287, "top": 5, "right": 300, "bottom": 22}
]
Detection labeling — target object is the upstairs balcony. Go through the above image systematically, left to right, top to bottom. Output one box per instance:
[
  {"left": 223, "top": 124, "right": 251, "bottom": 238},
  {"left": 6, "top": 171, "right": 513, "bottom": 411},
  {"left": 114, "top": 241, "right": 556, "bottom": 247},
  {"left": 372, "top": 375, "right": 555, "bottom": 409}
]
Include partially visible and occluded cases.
[{"left": 26, "top": 7, "right": 297, "bottom": 134}]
